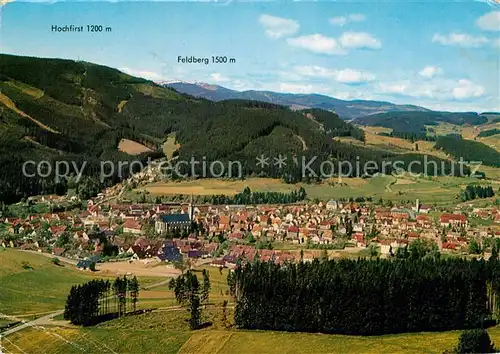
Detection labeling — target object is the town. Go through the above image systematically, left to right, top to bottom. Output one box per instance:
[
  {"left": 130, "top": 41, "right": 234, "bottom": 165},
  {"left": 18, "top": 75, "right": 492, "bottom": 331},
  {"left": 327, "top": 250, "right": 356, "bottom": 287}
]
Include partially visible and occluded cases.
[{"left": 3, "top": 190, "right": 500, "bottom": 272}]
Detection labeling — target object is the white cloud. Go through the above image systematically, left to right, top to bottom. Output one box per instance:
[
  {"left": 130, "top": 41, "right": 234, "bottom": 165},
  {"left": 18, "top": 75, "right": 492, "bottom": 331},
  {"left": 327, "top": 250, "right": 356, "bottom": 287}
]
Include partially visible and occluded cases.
[
  {"left": 0, "top": 0, "right": 15, "bottom": 6},
  {"left": 476, "top": 11, "right": 500, "bottom": 32},
  {"left": 329, "top": 13, "right": 366, "bottom": 27},
  {"left": 259, "top": 14, "right": 300, "bottom": 39},
  {"left": 349, "top": 14, "right": 366, "bottom": 22},
  {"left": 329, "top": 17, "right": 347, "bottom": 27},
  {"left": 339, "top": 32, "right": 381, "bottom": 50},
  {"left": 432, "top": 32, "right": 489, "bottom": 47},
  {"left": 287, "top": 34, "right": 347, "bottom": 55},
  {"left": 294, "top": 65, "right": 375, "bottom": 84},
  {"left": 419, "top": 66, "right": 442, "bottom": 79},
  {"left": 119, "top": 67, "right": 162, "bottom": 81},
  {"left": 334, "top": 69, "right": 375, "bottom": 84},
  {"left": 210, "top": 72, "right": 230, "bottom": 83},
  {"left": 378, "top": 78, "right": 485, "bottom": 101},
  {"left": 452, "top": 79, "right": 485, "bottom": 100},
  {"left": 379, "top": 82, "right": 410, "bottom": 95},
  {"left": 278, "top": 83, "right": 314, "bottom": 94}
]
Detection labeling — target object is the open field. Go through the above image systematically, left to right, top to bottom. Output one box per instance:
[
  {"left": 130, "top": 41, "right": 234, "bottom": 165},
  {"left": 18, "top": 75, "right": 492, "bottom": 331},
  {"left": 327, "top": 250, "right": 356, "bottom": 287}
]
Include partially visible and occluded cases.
[
  {"left": 359, "top": 129, "right": 449, "bottom": 159},
  {"left": 479, "top": 135, "right": 500, "bottom": 153},
  {"left": 117, "top": 139, "right": 152, "bottom": 155},
  {"left": 140, "top": 174, "right": 500, "bottom": 205},
  {"left": 141, "top": 178, "right": 296, "bottom": 196},
  {"left": 0, "top": 249, "right": 107, "bottom": 315},
  {"left": 0, "top": 249, "right": 231, "bottom": 317},
  {"left": 0, "top": 250, "right": 183, "bottom": 315},
  {"left": 96, "top": 259, "right": 180, "bottom": 278},
  {"left": 4, "top": 309, "right": 500, "bottom": 354},
  {"left": 1, "top": 326, "right": 190, "bottom": 354}
]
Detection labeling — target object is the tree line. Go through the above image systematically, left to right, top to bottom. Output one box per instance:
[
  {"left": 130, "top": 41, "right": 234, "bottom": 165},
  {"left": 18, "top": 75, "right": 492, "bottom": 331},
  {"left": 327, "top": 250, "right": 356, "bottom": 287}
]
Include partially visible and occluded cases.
[
  {"left": 477, "top": 129, "right": 500, "bottom": 138},
  {"left": 377, "top": 131, "right": 437, "bottom": 142},
  {"left": 436, "top": 135, "right": 500, "bottom": 168},
  {"left": 460, "top": 185, "right": 495, "bottom": 201},
  {"left": 202, "top": 187, "right": 307, "bottom": 205},
  {"left": 228, "top": 257, "right": 500, "bottom": 335},
  {"left": 168, "top": 269, "right": 211, "bottom": 329},
  {"left": 64, "top": 276, "right": 140, "bottom": 326}
]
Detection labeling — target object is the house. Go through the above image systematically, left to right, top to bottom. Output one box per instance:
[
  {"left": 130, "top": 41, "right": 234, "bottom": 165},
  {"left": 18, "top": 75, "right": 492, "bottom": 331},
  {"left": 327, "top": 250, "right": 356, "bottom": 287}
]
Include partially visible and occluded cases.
[
  {"left": 325, "top": 200, "right": 339, "bottom": 210},
  {"left": 419, "top": 205, "right": 431, "bottom": 214},
  {"left": 440, "top": 214, "right": 468, "bottom": 227},
  {"left": 416, "top": 215, "right": 430, "bottom": 227},
  {"left": 123, "top": 220, "right": 143, "bottom": 234},
  {"left": 49, "top": 225, "right": 67, "bottom": 238},
  {"left": 287, "top": 226, "right": 299, "bottom": 239},
  {"left": 73, "top": 230, "right": 89, "bottom": 242},
  {"left": 228, "top": 232, "right": 244, "bottom": 240},
  {"left": 352, "top": 232, "right": 365, "bottom": 247},
  {"left": 442, "top": 242, "right": 458, "bottom": 250},
  {"left": 51, "top": 247, "right": 66, "bottom": 256},
  {"left": 187, "top": 250, "right": 204, "bottom": 259},
  {"left": 76, "top": 259, "right": 94, "bottom": 270},
  {"left": 210, "top": 259, "right": 226, "bottom": 268}
]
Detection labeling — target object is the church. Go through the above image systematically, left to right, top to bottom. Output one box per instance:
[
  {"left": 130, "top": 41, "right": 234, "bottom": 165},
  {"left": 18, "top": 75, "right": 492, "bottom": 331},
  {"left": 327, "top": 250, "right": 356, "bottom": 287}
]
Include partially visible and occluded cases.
[{"left": 154, "top": 203, "right": 193, "bottom": 234}]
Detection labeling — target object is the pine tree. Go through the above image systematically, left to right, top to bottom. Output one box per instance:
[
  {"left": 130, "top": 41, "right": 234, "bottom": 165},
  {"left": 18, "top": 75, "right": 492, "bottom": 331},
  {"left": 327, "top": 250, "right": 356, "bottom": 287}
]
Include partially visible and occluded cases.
[
  {"left": 201, "top": 269, "right": 211, "bottom": 304},
  {"left": 128, "top": 276, "right": 140, "bottom": 312},
  {"left": 221, "top": 300, "right": 228, "bottom": 328}
]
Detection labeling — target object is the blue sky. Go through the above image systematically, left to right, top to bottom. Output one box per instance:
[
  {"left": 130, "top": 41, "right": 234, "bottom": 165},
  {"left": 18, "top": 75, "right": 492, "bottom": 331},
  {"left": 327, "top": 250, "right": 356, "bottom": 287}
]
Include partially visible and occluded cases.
[{"left": 1, "top": 1, "right": 499, "bottom": 111}]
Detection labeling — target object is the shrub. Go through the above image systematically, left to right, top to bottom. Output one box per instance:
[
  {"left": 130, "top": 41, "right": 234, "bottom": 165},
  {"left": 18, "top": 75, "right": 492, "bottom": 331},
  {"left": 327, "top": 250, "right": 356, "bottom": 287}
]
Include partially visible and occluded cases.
[
  {"left": 51, "top": 257, "right": 61, "bottom": 266},
  {"left": 21, "top": 261, "right": 33, "bottom": 270},
  {"left": 89, "top": 262, "right": 96, "bottom": 272},
  {"left": 456, "top": 329, "right": 496, "bottom": 353}
]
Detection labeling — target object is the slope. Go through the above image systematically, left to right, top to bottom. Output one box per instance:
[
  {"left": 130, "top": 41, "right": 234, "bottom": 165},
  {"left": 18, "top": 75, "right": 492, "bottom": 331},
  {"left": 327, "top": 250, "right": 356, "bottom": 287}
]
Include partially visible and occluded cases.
[{"left": 355, "top": 111, "right": 487, "bottom": 135}]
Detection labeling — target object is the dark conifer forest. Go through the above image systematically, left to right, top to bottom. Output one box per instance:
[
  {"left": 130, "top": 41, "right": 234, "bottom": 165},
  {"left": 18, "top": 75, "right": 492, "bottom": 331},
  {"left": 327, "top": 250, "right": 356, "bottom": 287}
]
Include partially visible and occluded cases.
[{"left": 229, "top": 258, "right": 500, "bottom": 335}]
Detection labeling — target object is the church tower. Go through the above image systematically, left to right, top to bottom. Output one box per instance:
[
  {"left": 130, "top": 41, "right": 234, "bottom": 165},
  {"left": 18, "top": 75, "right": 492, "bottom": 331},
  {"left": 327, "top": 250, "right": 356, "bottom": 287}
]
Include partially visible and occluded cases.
[{"left": 188, "top": 194, "right": 194, "bottom": 221}]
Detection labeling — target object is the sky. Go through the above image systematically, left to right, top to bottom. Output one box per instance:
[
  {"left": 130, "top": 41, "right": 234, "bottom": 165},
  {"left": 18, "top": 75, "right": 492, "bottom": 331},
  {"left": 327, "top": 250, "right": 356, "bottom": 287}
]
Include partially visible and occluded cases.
[{"left": 1, "top": 0, "right": 499, "bottom": 112}]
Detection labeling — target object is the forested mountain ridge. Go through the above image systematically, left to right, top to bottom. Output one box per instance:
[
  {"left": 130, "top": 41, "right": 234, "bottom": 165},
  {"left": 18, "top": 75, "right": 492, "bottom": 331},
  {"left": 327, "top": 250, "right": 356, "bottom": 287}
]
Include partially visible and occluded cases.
[
  {"left": 0, "top": 54, "right": 368, "bottom": 202},
  {"left": 0, "top": 54, "right": 469, "bottom": 203},
  {"left": 167, "top": 82, "right": 430, "bottom": 120},
  {"left": 354, "top": 111, "right": 488, "bottom": 135},
  {"left": 435, "top": 135, "right": 500, "bottom": 168}
]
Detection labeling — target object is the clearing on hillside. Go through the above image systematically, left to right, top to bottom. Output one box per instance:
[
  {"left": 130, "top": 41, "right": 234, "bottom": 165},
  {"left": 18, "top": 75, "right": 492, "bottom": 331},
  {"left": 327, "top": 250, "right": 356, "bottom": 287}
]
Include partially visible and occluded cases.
[
  {"left": 0, "top": 92, "right": 59, "bottom": 133},
  {"left": 163, "top": 133, "right": 181, "bottom": 159},
  {"left": 118, "top": 139, "right": 153, "bottom": 155}
]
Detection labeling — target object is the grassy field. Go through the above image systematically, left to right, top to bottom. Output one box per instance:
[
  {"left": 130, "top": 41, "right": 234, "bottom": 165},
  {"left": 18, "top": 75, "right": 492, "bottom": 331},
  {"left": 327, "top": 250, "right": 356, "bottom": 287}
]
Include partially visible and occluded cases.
[
  {"left": 139, "top": 175, "right": 499, "bottom": 206},
  {"left": 141, "top": 178, "right": 296, "bottom": 196},
  {"left": 0, "top": 248, "right": 230, "bottom": 316},
  {"left": 0, "top": 249, "right": 107, "bottom": 315},
  {"left": 0, "top": 250, "right": 179, "bottom": 315},
  {"left": 4, "top": 251, "right": 500, "bottom": 353},
  {"left": 137, "top": 266, "right": 232, "bottom": 309},
  {"left": 4, "top": 308, "right": 500, "bottom": 354}
]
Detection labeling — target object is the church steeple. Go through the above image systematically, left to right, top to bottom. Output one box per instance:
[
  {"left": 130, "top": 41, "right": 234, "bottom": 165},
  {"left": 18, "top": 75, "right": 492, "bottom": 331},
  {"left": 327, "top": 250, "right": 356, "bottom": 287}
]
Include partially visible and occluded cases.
[{"left": 188, "top": 194, "right": 194, "bottom": 220}]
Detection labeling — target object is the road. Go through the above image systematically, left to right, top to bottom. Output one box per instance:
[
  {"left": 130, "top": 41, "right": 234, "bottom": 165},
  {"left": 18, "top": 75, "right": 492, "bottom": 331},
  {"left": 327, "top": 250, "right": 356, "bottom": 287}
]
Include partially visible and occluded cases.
[
  {"left": 19, "top": 250, "right": 78, "bottom": 265},
  {"left": 0, "top": 275, "right": 174, "bottom": 338},
  {"left": 0, "top": 310, "right": 64, "bottom": 337}
]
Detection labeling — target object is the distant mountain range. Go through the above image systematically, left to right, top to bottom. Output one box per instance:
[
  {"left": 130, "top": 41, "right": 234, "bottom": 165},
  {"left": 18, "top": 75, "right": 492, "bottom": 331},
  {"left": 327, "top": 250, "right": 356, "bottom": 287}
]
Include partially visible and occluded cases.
[{"left": 166, "top": 82, "right": 430, "bottom": 120}]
